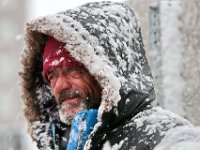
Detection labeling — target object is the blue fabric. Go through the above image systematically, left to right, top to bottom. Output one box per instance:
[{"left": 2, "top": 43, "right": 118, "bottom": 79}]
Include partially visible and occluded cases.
[
  {"left": 66, "top": 109, "right": 98, "bottom": 150},
  {"left": 51, "top": 123, "right": 56, "bottom": 137}
]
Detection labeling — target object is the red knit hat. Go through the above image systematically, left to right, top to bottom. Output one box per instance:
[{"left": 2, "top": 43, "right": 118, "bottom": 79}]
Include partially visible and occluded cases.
[{"left": 43, "top": 37, "right": 84, "bottom": 81}]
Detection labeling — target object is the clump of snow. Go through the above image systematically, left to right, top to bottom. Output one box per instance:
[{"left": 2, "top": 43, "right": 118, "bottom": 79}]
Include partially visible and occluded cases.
[
  {"left": 56, "top": 49, "right": 62, "bottom": 55},
  {"left": 51, "top": 57, "right": 65, "bottom": 66},
  {"left": 131, "top": 107, "right": 191, "bottom": 137},
  {"left": 78, "top": 120, "right": 86, "bottom": 132},
  {"left": 154, "top": 126, "right": 200, "bottom": 150},
  {"left": 112, "top": 137, "right": 128, "bottom": 150},
  {"left": 102, "top": 138, "right": 129, "bottom": 150},
  {"left": 102, "top": 141, "right": 112, "bottom": 150}
]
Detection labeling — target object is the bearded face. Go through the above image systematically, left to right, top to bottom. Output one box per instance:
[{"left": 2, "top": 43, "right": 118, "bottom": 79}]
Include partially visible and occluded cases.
[{"left": 47, "top": 67, "right": 102, "bottom": 125}]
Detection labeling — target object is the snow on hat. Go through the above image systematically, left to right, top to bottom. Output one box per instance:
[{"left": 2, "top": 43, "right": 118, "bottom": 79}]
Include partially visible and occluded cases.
[{"left": 43, "top": 37, "right": 84, "bottom": 81}]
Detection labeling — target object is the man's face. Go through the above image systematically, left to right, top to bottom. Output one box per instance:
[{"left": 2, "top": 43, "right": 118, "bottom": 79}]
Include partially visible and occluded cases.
[{"left": 47, "top": 66, "right": 101, "bottom": 125}]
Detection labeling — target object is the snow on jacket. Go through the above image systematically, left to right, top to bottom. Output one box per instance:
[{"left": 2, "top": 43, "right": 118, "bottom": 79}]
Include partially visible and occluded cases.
[
  {"left": 19, "top": 1, "right": 191, "bottom": 150},
  {"left": 154, "top": 126, "right": 200, "bottom": 150}
]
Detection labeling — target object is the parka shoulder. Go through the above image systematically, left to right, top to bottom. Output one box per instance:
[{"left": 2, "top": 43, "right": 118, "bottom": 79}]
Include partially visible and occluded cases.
[{"left": 103, "top": 107, "right": 191, "bottom": 150}]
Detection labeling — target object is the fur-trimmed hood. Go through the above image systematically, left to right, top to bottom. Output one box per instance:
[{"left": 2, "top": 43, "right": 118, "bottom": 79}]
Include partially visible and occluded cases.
[{"left": 19, "top": 1, "right": 155, "bottom": 149}]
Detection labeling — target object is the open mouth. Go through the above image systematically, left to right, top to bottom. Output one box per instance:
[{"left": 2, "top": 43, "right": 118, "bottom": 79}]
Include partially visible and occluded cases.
[
  {"left": 58, "top": 90, "right": 88, "bottom": 106},
  {"left": 58, "top": 90, "right": 84, "bottom": 105},
  {"left": 61, "top": 97, "right": 80, "bottom": 106}
]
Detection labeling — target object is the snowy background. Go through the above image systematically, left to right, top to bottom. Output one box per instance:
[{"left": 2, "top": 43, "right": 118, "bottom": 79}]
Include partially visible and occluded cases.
[{"left": 0, "top": 0, "right": 200, "bottom": 149}]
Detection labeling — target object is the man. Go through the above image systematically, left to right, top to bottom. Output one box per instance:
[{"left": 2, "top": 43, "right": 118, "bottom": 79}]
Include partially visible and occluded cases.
[
  {"left": 19, "top": 1, "right": 193, "bottom": 150},
  {"left": 43, "top": 37, "right": 102, "bottom": 126}
]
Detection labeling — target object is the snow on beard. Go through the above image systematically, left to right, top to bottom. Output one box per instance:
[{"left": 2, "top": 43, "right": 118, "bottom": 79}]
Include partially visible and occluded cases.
[{"left": 56, "top": 89, "right": 100, "bottom": 125}]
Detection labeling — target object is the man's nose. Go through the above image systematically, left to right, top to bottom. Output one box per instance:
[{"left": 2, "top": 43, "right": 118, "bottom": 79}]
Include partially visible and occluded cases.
[{"left": 54, "top": 75, "right": 72, "bottom": 93}]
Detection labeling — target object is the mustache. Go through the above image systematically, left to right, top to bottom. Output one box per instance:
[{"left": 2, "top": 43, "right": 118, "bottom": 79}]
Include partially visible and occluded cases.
[
  {"left": 56, "top": 89, "right": 101, "bottom": 109},
  {"left": 57, "top": 90, "right": 88, "bottom": 105}
]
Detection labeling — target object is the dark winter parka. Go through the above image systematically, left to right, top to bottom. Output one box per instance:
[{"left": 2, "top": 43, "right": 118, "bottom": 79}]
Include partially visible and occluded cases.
[{"left": 19, "top": 1, "right": 191, "bottom": 150}]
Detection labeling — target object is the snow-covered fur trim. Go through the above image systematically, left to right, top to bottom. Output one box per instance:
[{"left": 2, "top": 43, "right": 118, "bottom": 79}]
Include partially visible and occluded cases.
[
  {"left": 19, "top": 1, "right": 155, "bottom": 148},
  {"left": 31, "top": 122, "right": 54, "bottom": 149}
]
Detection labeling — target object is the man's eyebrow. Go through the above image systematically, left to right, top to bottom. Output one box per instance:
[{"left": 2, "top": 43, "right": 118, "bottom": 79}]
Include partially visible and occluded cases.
[{"left": 47, "top": 69, "right": 57, "bottom": 76}]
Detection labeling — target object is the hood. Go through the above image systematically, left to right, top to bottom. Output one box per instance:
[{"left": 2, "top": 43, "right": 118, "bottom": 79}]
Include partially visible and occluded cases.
[{"left": 19, "top": 1, "right": 155, "bottom": 145}]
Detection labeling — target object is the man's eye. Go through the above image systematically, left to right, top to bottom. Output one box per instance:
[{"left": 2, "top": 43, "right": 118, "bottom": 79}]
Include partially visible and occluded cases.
[{"left": 47, "top": 74, "right": 57, "bottom": 81}]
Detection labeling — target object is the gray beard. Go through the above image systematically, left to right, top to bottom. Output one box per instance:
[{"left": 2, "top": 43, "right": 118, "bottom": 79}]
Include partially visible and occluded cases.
[
  {"left": 56, "top": 89, "right": 100, "bottom": 125},
  {"left": 58, "top": 100, "right": 87, "bottom": 125}
]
